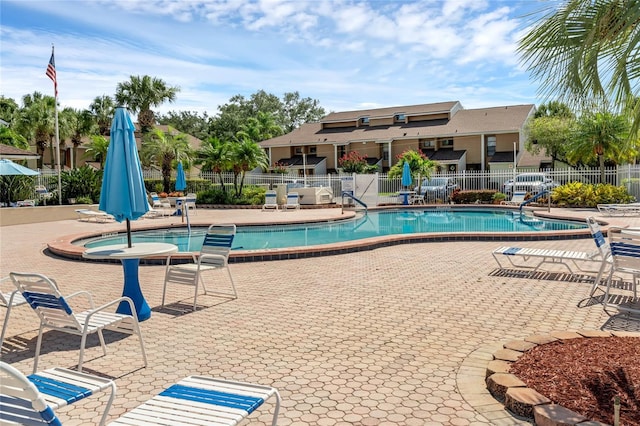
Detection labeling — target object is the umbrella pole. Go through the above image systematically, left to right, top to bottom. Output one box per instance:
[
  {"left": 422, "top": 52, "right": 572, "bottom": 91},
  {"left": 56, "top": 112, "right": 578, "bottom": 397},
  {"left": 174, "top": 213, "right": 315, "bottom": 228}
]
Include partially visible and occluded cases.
[{"left": 126, "top": 219, "right": 132, "bottom": 248}]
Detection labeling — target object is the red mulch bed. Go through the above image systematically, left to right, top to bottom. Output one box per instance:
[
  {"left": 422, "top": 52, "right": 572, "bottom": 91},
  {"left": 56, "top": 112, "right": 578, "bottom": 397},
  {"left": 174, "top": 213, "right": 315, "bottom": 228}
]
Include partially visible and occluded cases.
[{"left": 509, "top": 336, "right": 640, "bottom": 425}]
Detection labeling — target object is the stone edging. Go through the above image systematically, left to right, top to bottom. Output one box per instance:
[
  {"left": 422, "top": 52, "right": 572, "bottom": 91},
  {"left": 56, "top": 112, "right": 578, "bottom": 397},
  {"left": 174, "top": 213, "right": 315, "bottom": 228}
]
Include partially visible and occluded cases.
[{"left": 457, "top": 330, "right": 640, "bottom": 426}]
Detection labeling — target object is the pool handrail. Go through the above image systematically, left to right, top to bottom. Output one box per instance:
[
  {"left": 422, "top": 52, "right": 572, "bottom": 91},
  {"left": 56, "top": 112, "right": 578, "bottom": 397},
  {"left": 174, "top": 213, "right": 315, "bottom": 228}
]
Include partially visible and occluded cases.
[{"left": 341, "top": 192, "right": 367, "bottom": 215}]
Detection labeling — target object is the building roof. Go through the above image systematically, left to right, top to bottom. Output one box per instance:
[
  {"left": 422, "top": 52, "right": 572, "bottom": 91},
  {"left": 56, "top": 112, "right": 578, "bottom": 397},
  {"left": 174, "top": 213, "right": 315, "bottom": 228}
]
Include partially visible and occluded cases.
[
  {"left": 322, "top": 101, "right": 460, "bottom": 122},
  {"left": 260, "top": 103, "right": 535, "bottom": 148},
  {"left": 0, "top": 144, "right": 40, "bottom": 160},
  {"left": 423, "top": 149, "right": 466, "bottom": 162}
]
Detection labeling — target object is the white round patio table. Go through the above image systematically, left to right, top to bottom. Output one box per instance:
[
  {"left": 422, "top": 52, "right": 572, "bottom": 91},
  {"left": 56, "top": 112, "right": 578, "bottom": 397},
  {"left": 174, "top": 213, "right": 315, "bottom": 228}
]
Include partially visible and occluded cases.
[{"left": 83, "top": 243, "right": 178, "bottom": 321}]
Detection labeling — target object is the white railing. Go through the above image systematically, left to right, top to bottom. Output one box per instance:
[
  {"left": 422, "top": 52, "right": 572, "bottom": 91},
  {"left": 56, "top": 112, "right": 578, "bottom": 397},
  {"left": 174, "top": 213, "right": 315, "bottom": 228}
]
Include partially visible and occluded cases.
[{"left": 31, "top": 166, "right": 640, "bottom": 204}]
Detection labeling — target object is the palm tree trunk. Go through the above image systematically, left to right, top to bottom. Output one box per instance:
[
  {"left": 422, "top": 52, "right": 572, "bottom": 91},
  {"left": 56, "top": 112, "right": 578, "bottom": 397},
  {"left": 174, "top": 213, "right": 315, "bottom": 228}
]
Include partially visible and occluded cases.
[{"left": 599, "top": 154, "right": 606, "bottom": 183}]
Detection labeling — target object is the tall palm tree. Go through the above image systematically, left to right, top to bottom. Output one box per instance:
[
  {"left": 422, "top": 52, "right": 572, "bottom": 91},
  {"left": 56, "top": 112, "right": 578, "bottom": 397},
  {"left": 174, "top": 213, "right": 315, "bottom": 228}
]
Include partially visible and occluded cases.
[
  {"left": 518, "top": 0, "right": 640, "bottom": 134},
  {"left": 115, "top": 75, "right": 180, "bottom": 133},
  {"left": 15, "top": 92, "right": 56, "bottom": 169},
  {"left": 89, "top": 95, "right": 115, "bottom": 136},
  {"left": 61, "top": 108, "right": 97, "bottom": 168},
  {"left": 567, "top": 111, "right": 631, "bottom": 182},
  {"left": 140, "top": 127, "right": 192, "bottom": 192},
  {"left": 196, "top": 136, "right": 232, "bottom": 193},
  {"left": 229, "top": 136, "right": 269, "bottom": 197}
]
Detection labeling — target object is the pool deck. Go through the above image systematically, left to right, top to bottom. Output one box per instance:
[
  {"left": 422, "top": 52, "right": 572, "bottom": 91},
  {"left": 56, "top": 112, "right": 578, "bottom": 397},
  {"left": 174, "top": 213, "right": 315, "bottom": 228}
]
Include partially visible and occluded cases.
[{"left": 1, "top": 207, "right": 640, "bottom": 425}]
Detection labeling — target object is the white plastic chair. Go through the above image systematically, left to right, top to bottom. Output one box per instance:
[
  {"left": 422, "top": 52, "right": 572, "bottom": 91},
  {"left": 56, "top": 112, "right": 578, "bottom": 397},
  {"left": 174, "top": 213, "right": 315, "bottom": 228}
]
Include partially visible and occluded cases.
[
  {"left": 262, "top": 190, "right": 279, "bottom": 211},
  {"left": 500, "top": 191, "right": 527, "bottom": 206},
  {"left": 282, "top": 192, "right": 300, "bottom": 211},
  {"left": 185, "top": 193, "right": 197, "bottom": 215},
  {"left": 162, "top": 224, "right": 237, "bottom": 310},
  {"left": 603, "top": 229, "right": 640, "bottom": 314},
  {"left": 9, "top": 272, "right": 148, "bottom": 373},
  {"left": 1, "top": 276, "right": 28, "bottom": 348},
  {"left": 0, "top": 361, "right": 116, "bottom": 426},
  {"left": 108, "top": 375, "right": 280, "bottom": 426}
]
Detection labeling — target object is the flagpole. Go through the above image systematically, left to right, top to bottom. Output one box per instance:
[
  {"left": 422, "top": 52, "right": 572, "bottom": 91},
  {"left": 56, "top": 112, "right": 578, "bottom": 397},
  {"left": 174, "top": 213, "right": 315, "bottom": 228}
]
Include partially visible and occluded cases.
[{"left": 50, "top": 44, "right": 62, "bottom": 205}]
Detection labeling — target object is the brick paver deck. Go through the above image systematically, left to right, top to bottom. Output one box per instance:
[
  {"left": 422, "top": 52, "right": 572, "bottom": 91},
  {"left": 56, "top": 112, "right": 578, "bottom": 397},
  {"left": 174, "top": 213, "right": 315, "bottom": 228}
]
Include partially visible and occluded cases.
[{"left": 2, "top": 207, "right": 639, "bottom": 425}]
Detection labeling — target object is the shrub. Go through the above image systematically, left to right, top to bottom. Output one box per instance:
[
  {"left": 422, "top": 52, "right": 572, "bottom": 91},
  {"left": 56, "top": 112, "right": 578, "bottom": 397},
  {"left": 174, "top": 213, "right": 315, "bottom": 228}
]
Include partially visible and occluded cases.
[
  {"left": 61, "top": 165, "right": 101, "bottom": 204},
  {"left": 552, "top": 182, "right": 634, "bottom": 207},
  {"left": 196, "top": 188, "right": 234, "bottom": 205},
  {"left": 451, "top": 189, "right": 496, "bottom": 204},
  {"left": 492, "top": 192, "right": 507, "bottom": 202}
]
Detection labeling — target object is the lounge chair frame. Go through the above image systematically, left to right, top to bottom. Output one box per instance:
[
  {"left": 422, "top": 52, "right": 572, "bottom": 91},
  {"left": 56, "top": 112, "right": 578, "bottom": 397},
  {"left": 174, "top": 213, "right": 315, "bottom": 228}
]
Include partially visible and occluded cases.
[
  {"left": 597, "top": 203, "right": 640, "bottom": 216},
  {"left": 603, "top": 229, "right": 640, "bottom": 314},
  {"left": 1, "top": 276, "right": 28, "bottom": 347}
]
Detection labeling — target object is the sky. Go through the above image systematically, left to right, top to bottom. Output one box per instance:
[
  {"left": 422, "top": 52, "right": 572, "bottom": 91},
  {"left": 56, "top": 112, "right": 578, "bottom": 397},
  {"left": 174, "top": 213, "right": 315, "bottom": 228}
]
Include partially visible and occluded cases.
[{"left": 0, "top": 0, "right": 558, "bottom": 118}]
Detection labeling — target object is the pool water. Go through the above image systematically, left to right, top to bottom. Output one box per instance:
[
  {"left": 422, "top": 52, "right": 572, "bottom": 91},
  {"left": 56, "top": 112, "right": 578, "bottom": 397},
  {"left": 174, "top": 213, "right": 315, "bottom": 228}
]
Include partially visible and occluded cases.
[{"left": 81, "top": 209, "right": 587, "bottom": 252}]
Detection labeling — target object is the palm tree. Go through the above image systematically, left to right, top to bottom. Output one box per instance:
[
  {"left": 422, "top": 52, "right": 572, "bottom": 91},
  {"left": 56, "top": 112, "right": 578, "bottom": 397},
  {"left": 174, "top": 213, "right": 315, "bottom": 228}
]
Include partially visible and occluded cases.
[
  {"left": 518, "top": 0, "right": 640, "bottom": 135},
  {"left": 115, "top": 75, "right": 180, "bottom": 133},
  {"left": 15, "top": 92, "right": 56, "bottom": 169},
  {"left": 89, "top": 95, "right": 115, "bottom": 136},
  {"left": 62, "top": 108, "right": 97, "bottom": 168},
  {"left": 236, "top": 111, "right": 283, "bottom": 143},
  {"left": 567, "top": 111, "right": 631, "bottom": 182},
  {"left": 140, "top": 127, "right": 192, "bottom": 192},
  {"left": 84, "top": 135, "right": 110, "bottom": 169},
  {"left": 196, "top": 136, "right": 232, "bottom": 193},
  {"left": 229, "top": 136, "right": 269, "bottom": 197}
]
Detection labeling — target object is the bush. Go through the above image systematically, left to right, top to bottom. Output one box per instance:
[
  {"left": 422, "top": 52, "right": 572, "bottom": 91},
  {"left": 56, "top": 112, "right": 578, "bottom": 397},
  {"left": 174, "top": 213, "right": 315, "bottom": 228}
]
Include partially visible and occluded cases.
[
  {"left": 61, "top": 166, "right": 101, "bottom": 204},
  {"left": 552, "top": 182, "right": 635, "bottom": 207},
  {"left": 451, "top": 189, "right": 496, "bottom": 204},
  {"left": 492, "top": 192, "right": 507, "bottom": 202}
]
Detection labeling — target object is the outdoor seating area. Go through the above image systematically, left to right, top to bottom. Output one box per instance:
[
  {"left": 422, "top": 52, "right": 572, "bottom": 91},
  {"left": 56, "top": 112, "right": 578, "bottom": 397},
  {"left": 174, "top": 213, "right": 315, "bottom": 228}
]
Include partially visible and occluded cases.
[
  {"left": 597, "top": 202, "right": 640, "bottom": 216},
  {"left": 1, "top": 207, "right": 640, "bottom": 425},
  {"left": 75, "top": 209, "right": 115, "bottom": 223}
]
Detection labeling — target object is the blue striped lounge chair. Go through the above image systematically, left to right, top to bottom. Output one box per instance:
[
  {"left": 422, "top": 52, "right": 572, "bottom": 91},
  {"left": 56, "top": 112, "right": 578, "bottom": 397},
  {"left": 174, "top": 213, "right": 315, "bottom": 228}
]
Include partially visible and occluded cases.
[
  {"left": 262, "top": 190, "right": 279, "bottom": 211},
  {"left": 282, "top": 192, "right": 300, "bottom": 211},
  {"left": 492, "top": 217, "right": 611, "bottom": 287},
  {"left": 602, "top": 229, "right": 640, "bottom": 314},
  {"left": 9, "top": 272, "right": 147, "bottom": 374},
  {"left": 1, "top": 276, "right": 28, "bottom": 348},
  {"left": 0, "top": 361, "right": 116, "bottom": 426},
  {"left": 108, "top": 375, "right": 280, "bottom": 426}
]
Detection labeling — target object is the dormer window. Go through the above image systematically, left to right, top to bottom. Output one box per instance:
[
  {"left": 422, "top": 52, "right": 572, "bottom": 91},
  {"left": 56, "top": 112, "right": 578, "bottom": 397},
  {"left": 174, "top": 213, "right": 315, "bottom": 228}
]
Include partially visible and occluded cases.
[
  {"left": 394, "top": 114, "right": 405, "bottom": 122},
  {"left": 360, "top": 117, "right": 369, "bottom": 125}
]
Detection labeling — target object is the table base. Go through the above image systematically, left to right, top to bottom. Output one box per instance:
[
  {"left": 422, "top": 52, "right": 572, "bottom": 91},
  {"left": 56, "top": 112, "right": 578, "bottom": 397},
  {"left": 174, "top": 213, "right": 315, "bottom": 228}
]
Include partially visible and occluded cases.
[{"left": 118, "top": 259, "right": 151, "bottom": 321}]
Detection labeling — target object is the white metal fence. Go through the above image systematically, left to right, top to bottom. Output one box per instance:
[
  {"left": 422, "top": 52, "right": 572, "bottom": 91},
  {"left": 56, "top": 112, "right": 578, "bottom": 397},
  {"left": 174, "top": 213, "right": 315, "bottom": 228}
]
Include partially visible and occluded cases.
[{"left": 31, "top": 165, "right": 640, "bottom": 205}]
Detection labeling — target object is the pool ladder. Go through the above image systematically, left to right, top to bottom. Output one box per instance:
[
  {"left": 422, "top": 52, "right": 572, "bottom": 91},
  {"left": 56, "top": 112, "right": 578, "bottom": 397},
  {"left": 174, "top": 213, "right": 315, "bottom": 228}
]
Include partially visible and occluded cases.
[{"left": 341, "top": 192, "right": 368, "bottom": 215}]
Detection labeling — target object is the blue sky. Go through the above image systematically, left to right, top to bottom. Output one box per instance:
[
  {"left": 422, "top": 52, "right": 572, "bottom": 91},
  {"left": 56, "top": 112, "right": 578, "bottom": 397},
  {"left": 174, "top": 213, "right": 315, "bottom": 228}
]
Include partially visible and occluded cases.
[{"left": 1, "top": 0, "right": 556, "bottom": 117}]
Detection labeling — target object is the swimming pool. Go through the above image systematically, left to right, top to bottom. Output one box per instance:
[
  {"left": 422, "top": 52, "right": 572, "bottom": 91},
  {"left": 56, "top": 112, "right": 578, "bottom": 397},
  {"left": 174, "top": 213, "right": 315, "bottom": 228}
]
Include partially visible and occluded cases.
[{"left": 80, "top": 209, "right": 587, "bottom": 253}]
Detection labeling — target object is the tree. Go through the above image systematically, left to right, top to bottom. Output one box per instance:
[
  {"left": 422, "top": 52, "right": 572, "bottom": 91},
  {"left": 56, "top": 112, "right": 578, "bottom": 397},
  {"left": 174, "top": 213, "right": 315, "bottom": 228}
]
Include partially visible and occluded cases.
[
  {"left": 518, "top": 0, "right": 640, "bottom": 135},
  {"left": 115, "top": 75, "right": 180, "bottom": 133},
  {"left": 280, "top": 91, "right": 326, "bottom": 132},
  {"left": 14, "top": 92, "right": 56, "bottom": 169},
  {"left": 89, "top": 95, "right": 115, "bottom": 136},
  {"left": 0, "top": 96, "right": 19, "bottom": 124},
  {"left": 526, "top": 102, "right": 576, "bottom": 168},
  {"left": 62, "top": 108, "right": 97, "bottom": 168},
  {"left": 157, "top": 110, "right": 211, "bottom": 140},
  {"left": 236, "top": 111, "right": 283, "bottom": 143},
  {"left": 567, "top": 111, "right": 631, "bottom": 182},
  {"left": 0, "top": 127, "right": 30, "bottom": 150},
  {"left": 139, "top": 127, "right": 192, "bottom": 193},
  {"left": 84, "top": 135, "right": 110, "bottom": 169},
  {"left": 196, "top": 136, "right": 233, "bottom": 193},
  {"left": 229, "top": 137, "right": 269, "bottom": 197},
  {"left": 388, "top": 150, "right": 436, "bottom": 194},
  {"left": 338, "top": 151, "right": 378, "bottom": 173}
]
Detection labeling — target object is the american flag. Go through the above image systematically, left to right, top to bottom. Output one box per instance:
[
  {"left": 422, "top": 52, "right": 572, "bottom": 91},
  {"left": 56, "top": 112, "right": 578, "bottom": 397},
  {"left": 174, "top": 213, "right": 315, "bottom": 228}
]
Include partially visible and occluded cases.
[{"left": 46, "top": 49, "right": 57, "bottom": 97}]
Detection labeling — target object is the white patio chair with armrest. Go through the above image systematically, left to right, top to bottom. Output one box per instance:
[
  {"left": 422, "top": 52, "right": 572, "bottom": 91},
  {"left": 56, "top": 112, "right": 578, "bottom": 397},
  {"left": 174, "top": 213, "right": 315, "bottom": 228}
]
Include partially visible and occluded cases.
[
  {"left": 262, "top": 190, "right": 279, "bottom": 211},
  {"left": 492, "top": 216, "right": 611, "bottom": 281},
  {"left": 162, "top": 224, "right": 237, "bottom": 311},
  {"left": 603, "top": 229, "right": 640, "bottom": 314},
  {"left": 9, "top": 272, "right": 148, "bottom": 374},
  {"left": 1, "top": 276, "right": 28, "bottom": 348},
  {"left": 1, "top": 361, "right": 116, "bottom": 426},
  {"left": 108, "top": 375, "right": 280, "bottom": 426}
]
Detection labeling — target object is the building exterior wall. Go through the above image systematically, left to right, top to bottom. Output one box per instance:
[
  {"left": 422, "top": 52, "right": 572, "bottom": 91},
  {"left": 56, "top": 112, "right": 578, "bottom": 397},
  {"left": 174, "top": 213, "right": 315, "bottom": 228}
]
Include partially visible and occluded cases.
[
  {"left": 495, "top": 133, "right": 520, "bottom": 153},
  {"left": 454, "top": 135, "right": 481, "bottom": 163},
  {"left": 391, "top": 139, "right": 418, "bottom": 161},
  {"left": 315, "top": 144, "right": 336, "bottom": 169}
]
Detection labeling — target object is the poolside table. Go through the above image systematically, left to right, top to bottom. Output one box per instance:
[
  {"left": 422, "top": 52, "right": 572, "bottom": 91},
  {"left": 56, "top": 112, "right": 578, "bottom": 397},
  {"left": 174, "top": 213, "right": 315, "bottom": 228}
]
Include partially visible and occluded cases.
[
  {"left": 398, "top": 190, "right": 415, "bottom": 205},
  {"left": 83, "top": 243, "right": 178, "bottom": 321}
]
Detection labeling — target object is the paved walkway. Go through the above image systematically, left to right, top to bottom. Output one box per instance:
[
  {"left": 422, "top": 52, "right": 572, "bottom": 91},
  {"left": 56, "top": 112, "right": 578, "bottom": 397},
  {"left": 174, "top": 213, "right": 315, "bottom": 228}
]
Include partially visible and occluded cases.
[{"left": 1, "top": 207, "right": 639, "bottom": 425}]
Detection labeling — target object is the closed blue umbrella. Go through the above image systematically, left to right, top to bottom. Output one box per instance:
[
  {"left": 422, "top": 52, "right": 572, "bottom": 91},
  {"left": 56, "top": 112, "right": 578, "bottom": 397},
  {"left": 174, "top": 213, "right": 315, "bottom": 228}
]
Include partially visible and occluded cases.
[
  {"left": 99, "top": 107, "right": 149, "bottom": 247},
  {"left": 175, "top": 161, "right": 186, "bottom": 192},
  {"left": 401, "top": 161, "right": 412, "bottom": 188}
]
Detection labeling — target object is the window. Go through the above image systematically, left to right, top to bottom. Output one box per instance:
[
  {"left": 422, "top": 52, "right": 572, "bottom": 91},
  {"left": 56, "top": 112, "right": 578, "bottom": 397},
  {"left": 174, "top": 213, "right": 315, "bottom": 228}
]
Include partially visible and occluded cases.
[
  {"left": 395, "top": 114, "right": 405, "bottom": 122},
  {"left": 360, "top": 117, "right": 369, "bottom": 125},
  {"left": 487, "top": 136, "right": 496, "bottom": 156},
  {"left": 420, "top": 139, "right": 435, "bottom": 149},
  {"left": 440, "top": 139, "right": 453, "bottom": 148},
  {"left": 337, "top": 145, "right": 346, "bottom": 159},
  {"left": 308, "top": 146, "right": 317, "bottom": 154},
  {"left": 294, "top": 147, "right": 304, "bottom": 155}
]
